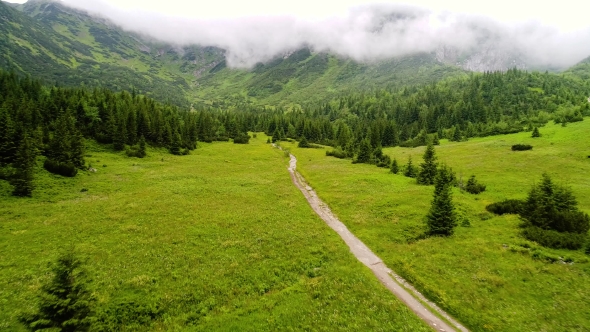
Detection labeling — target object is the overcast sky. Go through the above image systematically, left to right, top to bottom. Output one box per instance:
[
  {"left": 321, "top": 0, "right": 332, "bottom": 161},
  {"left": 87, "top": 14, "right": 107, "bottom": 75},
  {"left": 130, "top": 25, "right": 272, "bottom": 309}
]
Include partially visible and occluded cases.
[{"left": 9, "top": 0, "right": 590, "bottom": 68}]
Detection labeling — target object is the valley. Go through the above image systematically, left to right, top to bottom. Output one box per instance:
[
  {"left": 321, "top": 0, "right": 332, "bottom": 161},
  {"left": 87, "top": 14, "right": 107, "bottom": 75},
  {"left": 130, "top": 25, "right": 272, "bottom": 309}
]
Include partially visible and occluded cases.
[{"left": 1, "top": 0, "right": 590, "bottom": 331}]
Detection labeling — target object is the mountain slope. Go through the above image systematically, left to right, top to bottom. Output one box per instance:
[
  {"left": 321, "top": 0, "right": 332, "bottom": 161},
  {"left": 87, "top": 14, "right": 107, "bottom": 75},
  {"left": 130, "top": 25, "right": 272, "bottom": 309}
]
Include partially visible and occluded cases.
[
  {"left": 0, "top": 0, "right": 199, "bottom": 105},
  {"left": 0, "top": 0, "right": 472, "bottom": 106},
  {"left": 566, "top": 56, "right": 590, "bottom": 81}
]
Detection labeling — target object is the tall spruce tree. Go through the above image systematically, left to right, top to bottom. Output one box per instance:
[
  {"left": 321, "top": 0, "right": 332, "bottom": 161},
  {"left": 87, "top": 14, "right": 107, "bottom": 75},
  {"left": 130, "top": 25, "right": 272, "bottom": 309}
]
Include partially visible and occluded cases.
[
  {"left": 0, "top": 108, "right": 17, "bottom": 165},
  {"left": 113, "top": 120, "right": 127, "bottom": 151},
  {"left": 69, "top": 130, "right": 85, "bottom": 169},
  {"left": 10, "top": 134, "right": 36, "bottom": 197},
  {"left": 417, "top": 143, "right": 438, "bottom": 185},
  {"left": 426, "top": 165, "right": 457, "bottom": 236},
  {"left": 19, "top": 251, "right": 94, "bottom": 332}
]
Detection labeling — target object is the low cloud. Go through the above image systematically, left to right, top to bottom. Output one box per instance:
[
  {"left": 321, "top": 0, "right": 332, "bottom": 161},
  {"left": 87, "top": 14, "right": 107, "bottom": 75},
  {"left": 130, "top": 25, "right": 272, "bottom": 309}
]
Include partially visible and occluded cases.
[{"left": 65, "top": 1, "right": 590, "bottom": 69}]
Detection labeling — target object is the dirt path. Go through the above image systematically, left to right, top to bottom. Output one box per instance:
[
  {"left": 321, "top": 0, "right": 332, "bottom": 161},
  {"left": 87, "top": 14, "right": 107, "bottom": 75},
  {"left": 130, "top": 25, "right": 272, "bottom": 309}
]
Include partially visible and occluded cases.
[{"left": 285, "top": 152, "right": 468, "bottom": 332}]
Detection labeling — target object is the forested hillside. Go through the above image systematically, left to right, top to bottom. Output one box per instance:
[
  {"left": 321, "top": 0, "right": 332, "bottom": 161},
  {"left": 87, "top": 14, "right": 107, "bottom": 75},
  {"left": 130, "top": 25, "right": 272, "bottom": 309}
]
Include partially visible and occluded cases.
[
  {"left": 0, "top": 0, "right": 468, "bottom": 107},
  {"left": 250, "top": 70, "right": 589, "bottom": 155}
]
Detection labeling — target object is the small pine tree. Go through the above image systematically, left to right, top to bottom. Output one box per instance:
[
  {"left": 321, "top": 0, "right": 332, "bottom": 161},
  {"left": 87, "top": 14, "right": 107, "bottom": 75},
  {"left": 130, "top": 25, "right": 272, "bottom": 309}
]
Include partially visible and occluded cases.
[
  {"left": 113, "top": 121, "right": 127, "bottom": 151},
  {"left": 451, "top": 127, "right": 462, "bottom": 142},
  {"left": 532, "top": 127, "right": 541, "bottom": 138},
  {"left": 272, "top": 128, "right": 282, "bottom": 143},
  {"left": 70, "top": 130, "right": 85, "bottom": 169},
  {"left": 169, "top": 131, "right": 182, "bottom": 155},
  {"left": 10, "top": 134, "right": 36, "bottom": 197},
  {"left": 432, "top": 134, "right": 440, "bottom": 145},
  {"left": 138, "top": 135, "right": 147, "bottom": 158},
  {"left": 298, "top": 136, "right": 310, "bottom": 148},
  {"left": 354, "top": 138, "right": 372, "bottom": 164},
  {"left": 417, "top": 143, "right": 438, "bottom": 185},
  {"left": 403, "top": 156, "right": 417, "bottom": 178},
  {"left": 390, "top": 158, "right": 399, "bottom": 174},
  {"left": 426, "top": 165, "right": 457, "bottom": 236},
  {"left": 465, "top": 175, "right": 486, "bottom": 194},
  {"left": 19, "top": 251, "right": 94, "bottom": 332}
]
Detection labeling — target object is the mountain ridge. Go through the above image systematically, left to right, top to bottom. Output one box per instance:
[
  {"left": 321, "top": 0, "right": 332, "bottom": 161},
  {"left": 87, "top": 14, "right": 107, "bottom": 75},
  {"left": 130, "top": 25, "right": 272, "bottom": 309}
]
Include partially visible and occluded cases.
[{"left": 1, "top": 0, "right": 588, "bottom": 107}]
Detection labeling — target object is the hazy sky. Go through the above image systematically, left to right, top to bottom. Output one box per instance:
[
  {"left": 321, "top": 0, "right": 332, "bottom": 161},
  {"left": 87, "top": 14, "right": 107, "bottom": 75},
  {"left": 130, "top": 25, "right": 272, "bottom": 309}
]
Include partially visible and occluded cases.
[{"left": 9, "top": 0, "right": 590, "bottom": 68}]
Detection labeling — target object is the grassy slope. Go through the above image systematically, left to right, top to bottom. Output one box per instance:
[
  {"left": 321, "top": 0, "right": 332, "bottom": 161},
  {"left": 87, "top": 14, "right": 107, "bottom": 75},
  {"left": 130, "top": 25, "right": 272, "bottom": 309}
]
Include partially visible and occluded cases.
[
  {"left": 194, "top": 52, "right": 466, "bottom": 107},
  {"left": 283, "top": 120, "right": 590, "bottom": 331},
  {"left": 0, "top": 136, "right": 430, "bottom": 331}
]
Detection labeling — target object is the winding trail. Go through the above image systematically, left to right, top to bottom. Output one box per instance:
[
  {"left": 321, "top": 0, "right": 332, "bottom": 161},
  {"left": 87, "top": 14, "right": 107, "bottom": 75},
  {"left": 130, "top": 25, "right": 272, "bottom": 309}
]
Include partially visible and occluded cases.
[{"left": 286, "top": 152, "right": 468, "bottom": 332}]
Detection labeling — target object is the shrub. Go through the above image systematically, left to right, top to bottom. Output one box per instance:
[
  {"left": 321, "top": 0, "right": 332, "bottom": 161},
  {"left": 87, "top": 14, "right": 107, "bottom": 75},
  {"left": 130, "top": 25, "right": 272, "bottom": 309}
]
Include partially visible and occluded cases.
[
  {"left": 233, "top": 133, "right": 251, "bottom": 144},
  {"left": 298, "top": 137, "right": 310, "bottom": 148},
  {"left": 512, "top": 144, "right": 533, "bottom": 151},
  {"left": 125, "top": 146, "right": 146, "bottom": 158},
  {"left": 326, "top": 147, "right": 349, "bottom": 159},
  {"left": 376, "top": 154, "right": 391, "bottom": 168},
  {"left": 44, "top": 159, "right": 78, "bottom": 177},
  {"left": 465, "top": 175, "right": 486, "bottom": 194},
  {"left": 486, "top": 199, "right": 524, "bottom": 215},
  {"left": 521, "top": 226, "right": 586, "bottom": 250},
  {"left": 19, "top": 251, "right": 94, "bottom": 331}
]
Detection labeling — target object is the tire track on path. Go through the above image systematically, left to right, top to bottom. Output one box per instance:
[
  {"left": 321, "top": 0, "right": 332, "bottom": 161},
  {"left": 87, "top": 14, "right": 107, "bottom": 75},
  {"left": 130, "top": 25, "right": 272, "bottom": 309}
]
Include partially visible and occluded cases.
[{"left": 285, "top": 151, "right": 468, "bottom": 332}]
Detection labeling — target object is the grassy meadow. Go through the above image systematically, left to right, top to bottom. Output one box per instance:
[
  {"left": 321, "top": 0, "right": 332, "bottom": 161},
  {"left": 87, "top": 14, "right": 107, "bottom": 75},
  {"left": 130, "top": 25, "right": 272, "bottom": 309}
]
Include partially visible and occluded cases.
[
  {"left": 283, "top": 120, "right": 590, "bottom": 332},
  {"left": 0, "top": 136, "right": 430, "bottom": 331}
]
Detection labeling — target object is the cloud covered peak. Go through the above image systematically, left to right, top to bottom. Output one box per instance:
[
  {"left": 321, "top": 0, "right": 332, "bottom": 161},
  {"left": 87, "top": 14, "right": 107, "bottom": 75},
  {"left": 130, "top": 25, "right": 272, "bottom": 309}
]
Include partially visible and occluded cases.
[{"left": 62, "top": 1, "right": 590, "bottom": 70}]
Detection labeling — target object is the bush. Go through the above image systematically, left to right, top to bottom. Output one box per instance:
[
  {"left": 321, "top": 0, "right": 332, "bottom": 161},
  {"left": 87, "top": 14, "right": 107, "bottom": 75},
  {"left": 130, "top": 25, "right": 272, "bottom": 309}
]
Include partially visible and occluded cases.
[
  {"left": 233, "top": 133, "right": 251, "bottom": 144},
  {"left": 298, "top": 137, "right": 310, "bottom": 148},
  {"left": 512, "top": 144, "right": 533, "bottom": 151},
  {"left": 125, "top": 146, "right": 146, "bottom": 158},
  {"left": 326, "top": 147, "right": 349, "bottom": 159},
  {"left": 376, "top": 154, "right": 391, "bottom": 168},
  {"left": 44, "top": 159, "right": 78, "bottom": 177},
  {"left": 465, "top": 175, "right": 486, "bottom": 194},
  {"left": 486, "top": 199, "right": 524, "bottom": 215},
  {"left": 521, "top": 226, "right": 586, "bottom": 250}
]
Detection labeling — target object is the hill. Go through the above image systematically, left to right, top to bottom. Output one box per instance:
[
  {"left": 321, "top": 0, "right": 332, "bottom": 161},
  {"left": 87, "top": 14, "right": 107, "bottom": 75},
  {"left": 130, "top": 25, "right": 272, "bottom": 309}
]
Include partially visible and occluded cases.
[
  {"left": 0, "top": 0, "right": 468, "bottom": 106},
  {"left": 566, "top": 56, "right": 590, "bottom": 81}
]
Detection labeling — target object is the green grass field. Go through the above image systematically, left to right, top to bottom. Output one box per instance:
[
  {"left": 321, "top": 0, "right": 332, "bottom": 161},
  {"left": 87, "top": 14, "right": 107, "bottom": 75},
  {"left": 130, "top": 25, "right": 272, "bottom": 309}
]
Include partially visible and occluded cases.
[
  {"left": 283, "top": 120, "right": 590, "bottom": 332},
  {"left": 0, "top": 137, "right": 430, "bottom": 331}
]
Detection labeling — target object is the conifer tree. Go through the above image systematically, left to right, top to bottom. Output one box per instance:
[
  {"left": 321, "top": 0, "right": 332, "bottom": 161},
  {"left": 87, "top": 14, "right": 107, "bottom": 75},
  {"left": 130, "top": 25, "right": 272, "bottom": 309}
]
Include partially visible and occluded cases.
[
  {"left": 0, "top": 108, "right": 16, "bottom": 165},
  {"left": 47, "top": 114, "right": 71, "bottom": 163},
  {"left": 113, "top": 120, "right": 127, "bottom": 151},
  {"left": 451, "top": 127, "right": 462, "bottom": 142},
  {"left": 532, "top": 127, "right": 541, "bottom": 138},
  {"left": 271, "top": 128, "right": 282, "bottom": 143},
  {"left": 69, "top": 130, "right": 85, "bottom": 169},
  {"left": 169, "top": 130, "right": 182, "bottom": 155},
  {"left": 10, "top": 134, "right": 36, "bottom": 197},
  {"left": 138, "top": 135, "right": 147, "bottom": 158},
  {"left": 298, "top": 136, "right": 310, "bottom": 148},
  {"left": 354, "top": 138, "right": 372, "bottom": 164},
  {"left": 417, "top": 143, "right": 438, "bottom": 185},
  {"left": 403, "top": 156, "right": 417, "bottom": 178},
  {"left": 390, "top": 158, "right": 399, "bottom": 174},
  {"left": 426, "top": 165, "right": 457, "bottom": 236},
  {"left": 19, "top": 251, "right": 94, "bottom": 332}
]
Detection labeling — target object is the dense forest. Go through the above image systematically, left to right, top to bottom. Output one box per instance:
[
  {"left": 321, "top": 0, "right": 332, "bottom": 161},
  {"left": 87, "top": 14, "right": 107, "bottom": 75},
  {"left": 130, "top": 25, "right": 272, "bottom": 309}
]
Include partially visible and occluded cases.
[{"left": 1, "top": 67, "right": 589, "bottom": 196}]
